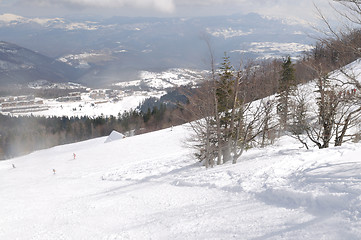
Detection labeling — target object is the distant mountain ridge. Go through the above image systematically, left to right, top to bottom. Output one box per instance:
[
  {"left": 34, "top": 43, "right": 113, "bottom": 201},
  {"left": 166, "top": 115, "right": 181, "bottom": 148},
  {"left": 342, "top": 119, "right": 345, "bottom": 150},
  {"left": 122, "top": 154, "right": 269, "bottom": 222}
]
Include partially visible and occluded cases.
[
  {"left": 0, "top": 12, "right": 317, "bottom": 87},
  {"left": 0, "top": 12, "right": 316, "bottom": 59},
  {"left": 0, "top": 41, "right": 81, "bottom": 86}
]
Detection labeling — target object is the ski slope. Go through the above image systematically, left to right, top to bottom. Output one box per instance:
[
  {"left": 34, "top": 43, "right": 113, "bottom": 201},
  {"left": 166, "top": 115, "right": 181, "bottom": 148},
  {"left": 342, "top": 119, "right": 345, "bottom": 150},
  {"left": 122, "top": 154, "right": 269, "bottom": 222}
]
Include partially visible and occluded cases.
[{"left": 1, "top": 124, "right": 361, "bottom": 239}]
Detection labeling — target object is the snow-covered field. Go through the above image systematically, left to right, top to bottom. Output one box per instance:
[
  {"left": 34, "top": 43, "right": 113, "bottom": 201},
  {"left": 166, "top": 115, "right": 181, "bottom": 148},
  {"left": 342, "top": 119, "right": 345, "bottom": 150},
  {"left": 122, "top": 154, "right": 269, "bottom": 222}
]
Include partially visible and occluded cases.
[
  {"left": 207, "top": 27, "right": 253, "bottom": 39},
  {"left": 231, "top": 42, "right": 314, "bottom": 60},
  {"left": 1, "top": 68, "right": 204, "bottom": 118},
  {"left": 113, "top": 68, "right": 205, "bottom": 90},
  {"left": 16, "top": 91, "right": 165, "bottom": 118},
  {"left": 1, "top": 124, "right": 361, "bottom": 239}
]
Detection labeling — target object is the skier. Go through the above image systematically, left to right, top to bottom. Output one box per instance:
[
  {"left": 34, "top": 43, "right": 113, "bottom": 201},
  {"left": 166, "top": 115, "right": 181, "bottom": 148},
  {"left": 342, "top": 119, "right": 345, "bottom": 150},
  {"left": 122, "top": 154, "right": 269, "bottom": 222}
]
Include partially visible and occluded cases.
[
  {"left": 73, "top": 153, "right": 76, "bottom": 159},
  {"left": 12, "top": 163, "right": 16, "bottom": 168},
  {"left": 53, "top": 169, "right": 56, "bottom": 174}
]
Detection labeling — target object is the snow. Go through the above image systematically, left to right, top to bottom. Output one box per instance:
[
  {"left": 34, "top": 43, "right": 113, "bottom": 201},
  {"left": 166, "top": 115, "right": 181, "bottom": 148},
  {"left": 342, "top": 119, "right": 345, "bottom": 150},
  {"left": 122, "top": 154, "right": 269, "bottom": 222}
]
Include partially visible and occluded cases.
[
  {"left": 0, "top": 13, "right": 25, "bottom": 23},
  {"left": 0, "top": 13, "right": 98, "bottom": 30},
  {"left": 262, "top": 15, "right": 310, "bottom": 27},
  {"left": 28, "top": 17, "right": 66, "bottom": 27},
  {"left": 65, "top": 22, "right": 98, "bottom": 31},
  {"left": 207, "top": 27, "right": 253, "bottom": 39},
  {"left": 231, "top": 42, "right": 314, "bottom": 60},
  {"left": 248, "top": 42, "right": 314, "bottom": 54},
  {"left": 58, "top": 51, "right": 115, "bottom": 68},
  {"left": 58, "top": 53, "right": 103, "bottom": 63},
  {"left": 331, "top": 58, "right": 361, "bottom": 83},
  {"left": 3, "top": 68, "right": 205, "bottom": 118},
  {"left": 113, "top": 68, "right": 205, "bottom": 90},
  {"left": 8, "top": 91, "right": 165, "bottom": 118},
  {"left": 1, "top": 124, "right": 361, "bottom": 239},
  {"left": 104, "top": 130, "right": 125, "bottom": 143}
]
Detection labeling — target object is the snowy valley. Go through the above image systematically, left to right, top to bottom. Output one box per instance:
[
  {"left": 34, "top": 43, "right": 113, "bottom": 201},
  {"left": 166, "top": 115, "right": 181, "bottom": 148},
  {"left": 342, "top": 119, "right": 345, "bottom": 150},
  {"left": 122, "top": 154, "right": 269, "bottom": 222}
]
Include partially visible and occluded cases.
[{"left": 0, "top": 68, "right": 204, "bottom": 117}]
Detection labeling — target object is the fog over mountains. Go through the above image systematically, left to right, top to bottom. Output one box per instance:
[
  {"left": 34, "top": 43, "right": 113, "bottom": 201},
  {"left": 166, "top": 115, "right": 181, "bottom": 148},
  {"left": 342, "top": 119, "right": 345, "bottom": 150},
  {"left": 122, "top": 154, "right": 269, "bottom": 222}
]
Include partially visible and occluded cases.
[{"left": 0, "top": 12, "right": 316, "bottom": 87}]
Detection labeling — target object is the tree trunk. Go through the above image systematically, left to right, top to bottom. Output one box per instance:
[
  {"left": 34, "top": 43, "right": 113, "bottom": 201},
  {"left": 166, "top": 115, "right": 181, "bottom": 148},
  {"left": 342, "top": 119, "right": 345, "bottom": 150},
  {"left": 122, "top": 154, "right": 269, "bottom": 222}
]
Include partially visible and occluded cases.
[
  {"left": 214, "top": 92, "right": 223, "bottom": 165},
  {"left": 335, "top": 107, "right": 361, "bottom": 146},
  {"left": 205, "top": 120, "right": 212, "bottom": 168},
  {"left": 223, "top": 141, "right": 232, "bottom": 163},
  {"left": 233, "top": 144, "right": 245, "bottom": 164}
]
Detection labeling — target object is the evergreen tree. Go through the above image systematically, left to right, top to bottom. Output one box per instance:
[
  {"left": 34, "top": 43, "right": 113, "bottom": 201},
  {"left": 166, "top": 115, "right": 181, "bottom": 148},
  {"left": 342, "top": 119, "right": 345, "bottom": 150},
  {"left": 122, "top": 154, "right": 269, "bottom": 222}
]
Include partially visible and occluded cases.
[
  {"left": 216, "top": 53, "right": 235, "bottom": 163},
  {"left": 216, "top": 53, "right": 234, "bottom": 114},
  {"left": 186, "top": 54, "right": 279, "bottom": 167},
  {"left": 277, "top": 56, "right": 296, "bottom": 131}
]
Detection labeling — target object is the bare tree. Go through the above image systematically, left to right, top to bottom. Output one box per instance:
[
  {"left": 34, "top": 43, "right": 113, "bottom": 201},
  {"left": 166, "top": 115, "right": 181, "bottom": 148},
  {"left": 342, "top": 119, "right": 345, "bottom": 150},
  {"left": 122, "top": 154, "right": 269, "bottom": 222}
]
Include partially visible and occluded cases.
[
  {"left": 315, "top": 0, "right": 361, "bottom": 86},
  {"left": 296, "top": 1, "right": 361, "bottom": 147},
  {"left": 182, "top": 37, "right": 222, "bottom": 168},
  {"left": 292, "top": 60, "right": 361, "bottom": 148},
  {"left": 307, "top": 72, "right": 340, "bottom": 148},
  {"left": 289, "top": 89, "right": 310, "bottom": 149},
  {"left": 334, "top": 92, "right": 361, "bottom": 146},
  {"left": 231, "top": 98, "right": 276, "bottom": 164}
]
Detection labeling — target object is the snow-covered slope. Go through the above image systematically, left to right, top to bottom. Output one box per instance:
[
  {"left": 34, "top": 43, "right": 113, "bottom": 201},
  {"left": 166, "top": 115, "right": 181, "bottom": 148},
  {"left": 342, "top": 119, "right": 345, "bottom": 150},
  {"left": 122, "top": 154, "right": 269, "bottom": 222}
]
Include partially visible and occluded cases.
[
  {"left": 0, "top": 13, "right": 99, "bottom": 30},
  {"left": 113, "top": 68, "right": 205, "bottom": 90},
  {"left": 1, "top": 124, "right": 361, "bottom": 239}
]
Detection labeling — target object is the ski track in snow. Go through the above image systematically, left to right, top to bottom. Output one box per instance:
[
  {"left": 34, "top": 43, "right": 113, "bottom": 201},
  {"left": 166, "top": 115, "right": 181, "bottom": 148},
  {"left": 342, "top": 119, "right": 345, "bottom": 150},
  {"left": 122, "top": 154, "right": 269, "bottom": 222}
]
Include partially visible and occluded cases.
[{"left": 1, "top": 125, "right": 361, "bottom": 239}]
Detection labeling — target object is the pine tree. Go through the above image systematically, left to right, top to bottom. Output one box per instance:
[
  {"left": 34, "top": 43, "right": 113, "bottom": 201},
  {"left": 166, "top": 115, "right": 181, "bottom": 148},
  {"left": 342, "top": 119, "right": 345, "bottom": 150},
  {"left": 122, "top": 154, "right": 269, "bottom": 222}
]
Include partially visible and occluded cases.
[
  {"left": 187, "top": 53, "right": 277, "bottom": 166},
  {"left": 216, "top": 53, "right": 235, "bottom": 163},
  {"left": 216, "top": 53, "right": 234, "bottom": 114},
  {"left": 277, "top": 56, "right": 296, "bottom": 131}
]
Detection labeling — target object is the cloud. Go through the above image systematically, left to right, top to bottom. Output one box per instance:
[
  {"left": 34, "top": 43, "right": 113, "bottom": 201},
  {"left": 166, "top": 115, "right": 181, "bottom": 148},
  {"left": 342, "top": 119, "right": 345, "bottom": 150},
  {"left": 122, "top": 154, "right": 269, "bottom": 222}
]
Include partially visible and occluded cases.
[
  {"left": 7, "top": 0, "right": 335, "bottom": 20},
  {"left": 18, "top": 0, "right": 176, "bottom": 13},
  {"left": 174, "top": 0, "right": 333, "bottom": 21}
]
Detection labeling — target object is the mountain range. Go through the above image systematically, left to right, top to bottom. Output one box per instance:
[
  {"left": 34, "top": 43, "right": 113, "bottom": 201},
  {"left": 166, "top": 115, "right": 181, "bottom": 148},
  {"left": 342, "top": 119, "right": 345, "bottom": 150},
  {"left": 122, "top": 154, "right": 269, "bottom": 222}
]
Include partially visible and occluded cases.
[
  {"left": 0, "top": 13, "right": 317, "bottom": 87},
  {"left": 0, "top": 41, "right": 80, "bottom": 86}
]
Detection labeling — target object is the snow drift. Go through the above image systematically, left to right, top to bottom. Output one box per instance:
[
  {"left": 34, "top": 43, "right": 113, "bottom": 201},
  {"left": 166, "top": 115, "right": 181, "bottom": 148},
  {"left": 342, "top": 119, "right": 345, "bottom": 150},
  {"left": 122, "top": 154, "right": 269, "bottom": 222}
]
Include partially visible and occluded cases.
[{"left": 104, "top": 130, "right": 125, "bottom": 143}]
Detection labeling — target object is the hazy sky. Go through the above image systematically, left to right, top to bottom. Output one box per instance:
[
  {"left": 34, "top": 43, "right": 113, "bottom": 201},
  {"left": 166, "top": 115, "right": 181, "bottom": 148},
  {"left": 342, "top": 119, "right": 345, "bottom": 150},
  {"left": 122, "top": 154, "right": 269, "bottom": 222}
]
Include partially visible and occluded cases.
[{"left": 0, "top": 0, "right": 335, "bottom": 21}]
